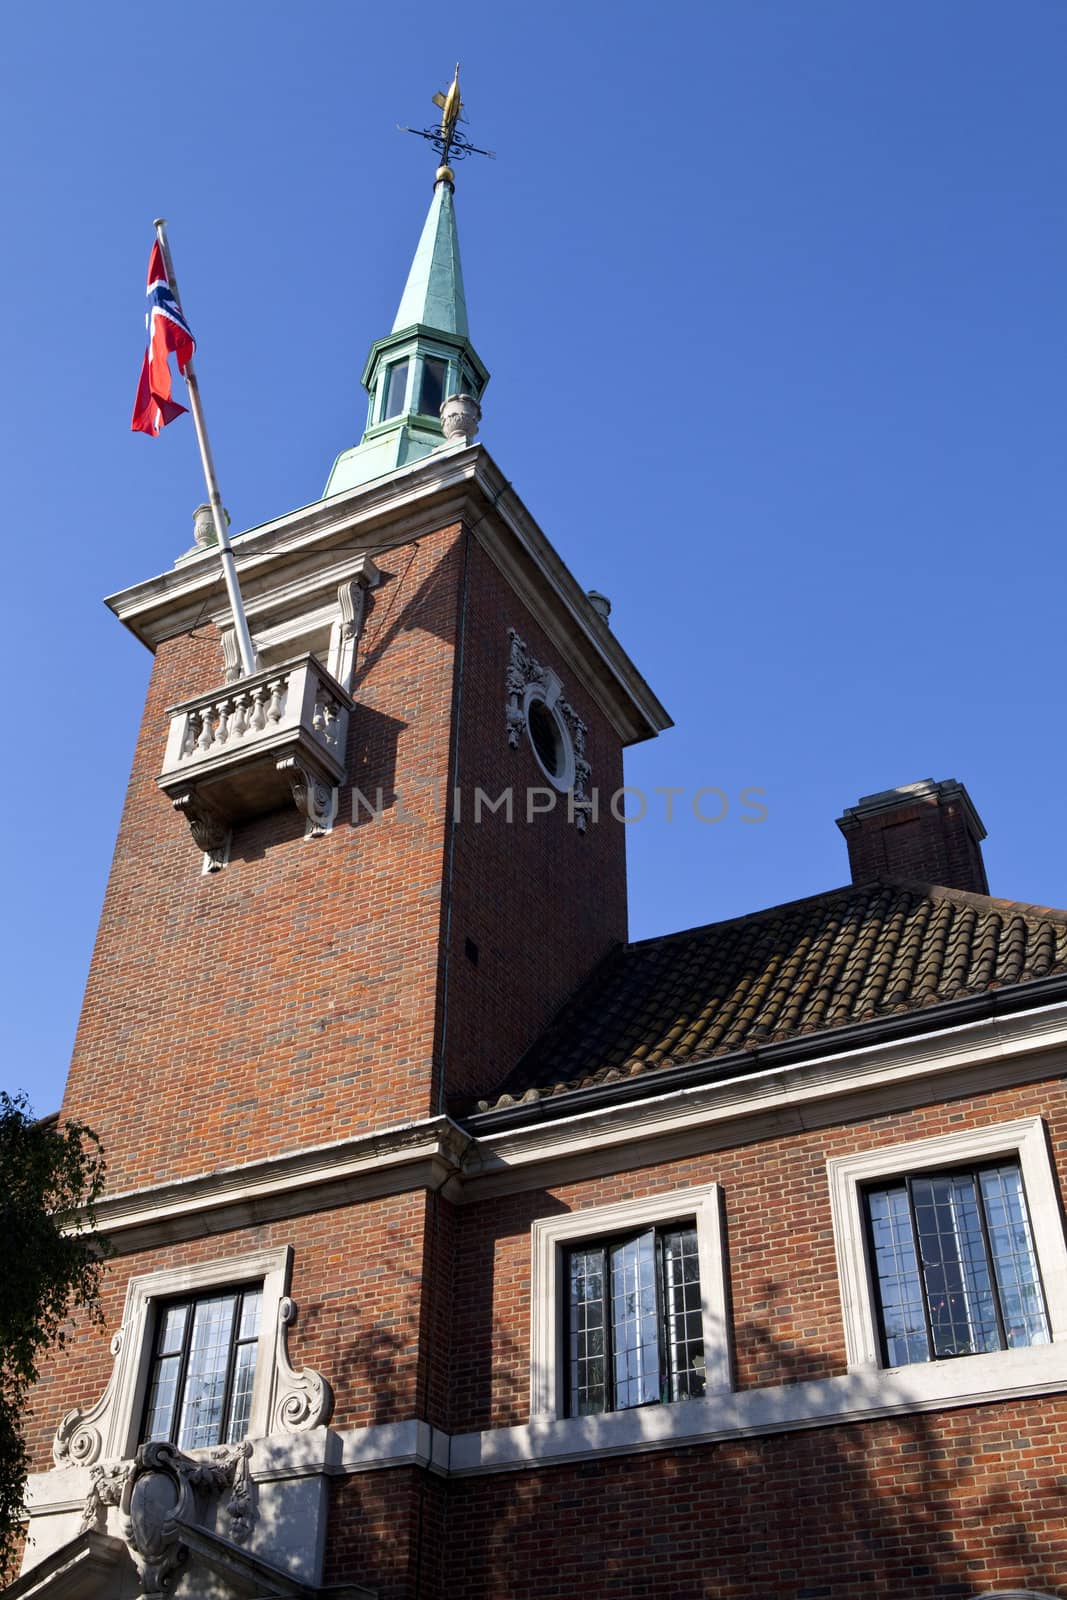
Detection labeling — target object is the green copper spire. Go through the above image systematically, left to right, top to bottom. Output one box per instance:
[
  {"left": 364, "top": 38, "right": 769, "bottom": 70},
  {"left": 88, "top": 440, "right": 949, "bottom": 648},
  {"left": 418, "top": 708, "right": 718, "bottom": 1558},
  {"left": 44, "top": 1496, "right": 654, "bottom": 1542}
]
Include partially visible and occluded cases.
[
  {"left": 324, "top": 172, "right": 489, "bottom": 498},
  {"left": 391, "top": 181, "right": 469, "bottom": 340}
]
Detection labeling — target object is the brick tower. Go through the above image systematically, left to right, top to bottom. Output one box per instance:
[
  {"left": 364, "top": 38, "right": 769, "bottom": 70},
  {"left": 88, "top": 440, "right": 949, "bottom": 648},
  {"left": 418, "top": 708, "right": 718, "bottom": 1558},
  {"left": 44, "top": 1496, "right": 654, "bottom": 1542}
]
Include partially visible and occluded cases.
[
  {"left": 21, "top": 74, "right": 1067, "bottom": 1600},
  {"left": 18, "top": 129, "right": 667, "bottom": 1597}
]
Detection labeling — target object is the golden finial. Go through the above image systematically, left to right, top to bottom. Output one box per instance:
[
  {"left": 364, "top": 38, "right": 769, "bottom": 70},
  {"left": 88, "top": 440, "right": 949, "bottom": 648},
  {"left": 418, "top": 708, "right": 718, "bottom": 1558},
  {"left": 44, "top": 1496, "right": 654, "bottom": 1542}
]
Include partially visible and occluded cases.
[{"left": 399, "top": 62, "right": 495, "bottom": 181}]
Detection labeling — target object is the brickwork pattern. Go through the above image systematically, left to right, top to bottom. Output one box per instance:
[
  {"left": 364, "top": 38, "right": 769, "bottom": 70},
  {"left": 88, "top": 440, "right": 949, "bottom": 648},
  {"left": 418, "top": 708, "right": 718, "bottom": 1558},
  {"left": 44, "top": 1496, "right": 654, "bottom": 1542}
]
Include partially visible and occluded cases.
[
  {"left": 60, "top": 528, "right": 469, "bottom": 1191},
  {"left": 440, "top": 535, "right": 628, "bottom": 1105},
  {"left": 843, "top": 794, "right": 989, "bottom": 895},
  {"left": 447, "top": 1078, "right": 1067, "bottom": 1431},
  {"left": 440, "top": 1403, "right": 1067, "bottom": 1599},
  {"left": 323, "top": 1468, "right": 426, "bottom": 1600}
]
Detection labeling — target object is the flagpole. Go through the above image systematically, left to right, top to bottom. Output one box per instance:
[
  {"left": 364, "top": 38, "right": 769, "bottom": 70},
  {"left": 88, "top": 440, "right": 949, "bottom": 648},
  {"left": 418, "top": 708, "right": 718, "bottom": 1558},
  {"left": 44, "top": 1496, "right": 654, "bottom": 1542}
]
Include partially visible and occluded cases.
[{"left": 152, "top": 218, "right": 258, "bottom": 679}]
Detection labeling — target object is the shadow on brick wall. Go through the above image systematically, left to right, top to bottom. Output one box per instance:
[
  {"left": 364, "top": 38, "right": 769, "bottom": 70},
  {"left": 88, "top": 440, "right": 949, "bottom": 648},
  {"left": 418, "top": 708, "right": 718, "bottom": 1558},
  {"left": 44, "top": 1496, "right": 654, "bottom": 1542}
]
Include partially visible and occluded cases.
[{"left": 431, "top": 1310, "right": 1067, "bottom": 1600}]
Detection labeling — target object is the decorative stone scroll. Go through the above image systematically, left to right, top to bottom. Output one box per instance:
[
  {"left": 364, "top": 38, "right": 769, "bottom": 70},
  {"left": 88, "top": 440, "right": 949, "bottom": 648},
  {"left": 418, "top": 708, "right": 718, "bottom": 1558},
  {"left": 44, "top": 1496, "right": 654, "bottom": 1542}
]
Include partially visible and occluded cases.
[
  {"left": 328, "top": 562, "right": 380, "bottom": 693},
  {"left": 505, "top": 628, "right": 593, "bottom": 831},
  {"left": 276, "top": 757, "right": 337, "bottom": 839},
  {"left": 171, "top": 791, "right": 230, "bottom": 873},
  {"left": 272, "top": 1295, "right": 334, "bottom": 1431},
  {"left": 53, "top": 1328, "right": 125, "bottom": 1468}
]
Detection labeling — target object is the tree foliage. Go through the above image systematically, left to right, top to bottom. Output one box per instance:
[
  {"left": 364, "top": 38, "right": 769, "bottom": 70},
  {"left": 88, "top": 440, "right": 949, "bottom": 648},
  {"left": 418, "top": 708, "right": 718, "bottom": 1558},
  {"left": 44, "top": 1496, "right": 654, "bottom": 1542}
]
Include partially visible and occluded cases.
[{"left": 0, "top": 1093, "right": 108, "bottom": 1571}]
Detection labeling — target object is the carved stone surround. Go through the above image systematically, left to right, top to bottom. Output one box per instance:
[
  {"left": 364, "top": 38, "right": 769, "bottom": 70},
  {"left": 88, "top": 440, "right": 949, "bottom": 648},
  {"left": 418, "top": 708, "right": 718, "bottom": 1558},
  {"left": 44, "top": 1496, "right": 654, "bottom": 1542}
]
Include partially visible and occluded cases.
[
  {"left": 506, "top": 628, "right": 592, "bottom": 830},
  {"left": 44, "top": 1249, "right": 332, "bottom": 1595},
  {"left": 52, "top": 1249, "right": 330, "bottom": 1472}
]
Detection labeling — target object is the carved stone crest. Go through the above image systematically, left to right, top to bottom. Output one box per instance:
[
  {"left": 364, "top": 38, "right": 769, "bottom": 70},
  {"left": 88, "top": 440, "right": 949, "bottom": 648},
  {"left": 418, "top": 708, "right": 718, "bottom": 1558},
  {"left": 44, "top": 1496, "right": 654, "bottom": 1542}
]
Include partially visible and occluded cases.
[{"left": 78, "top": 1440, "right": 255, "bottom": 1596}]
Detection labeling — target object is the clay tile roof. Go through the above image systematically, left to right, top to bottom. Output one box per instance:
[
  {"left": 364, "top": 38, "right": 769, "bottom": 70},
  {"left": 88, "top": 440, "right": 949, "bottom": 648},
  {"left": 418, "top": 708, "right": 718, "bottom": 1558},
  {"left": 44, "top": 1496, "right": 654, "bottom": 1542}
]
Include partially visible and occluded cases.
[{"left": 472, "top": 880, "right": 1067, "bottom": 1115}]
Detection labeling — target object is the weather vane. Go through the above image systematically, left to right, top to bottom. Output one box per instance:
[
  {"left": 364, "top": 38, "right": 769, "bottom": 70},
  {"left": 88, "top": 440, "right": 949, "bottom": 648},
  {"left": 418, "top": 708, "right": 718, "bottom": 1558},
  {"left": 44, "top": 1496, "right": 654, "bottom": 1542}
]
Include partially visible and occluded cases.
[{"left": 399, "top": 64, "right": 495, "bottom": 180}]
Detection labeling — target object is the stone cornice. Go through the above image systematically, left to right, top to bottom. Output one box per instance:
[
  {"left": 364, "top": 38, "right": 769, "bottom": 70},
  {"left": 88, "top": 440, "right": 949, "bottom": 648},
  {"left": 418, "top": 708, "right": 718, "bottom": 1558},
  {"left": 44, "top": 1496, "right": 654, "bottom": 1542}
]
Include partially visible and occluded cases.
[
  {"left": 104, "top": 445, "right": 670, "bottom": 747},
  {"left": 458, "top": 997, "right": 1067, "bottom": 1199},
  {"left": 85, "top": 999, "right": 1067, "bottom": 1250},
  {"left": 93, "top": 1117, "right": 471, "bottom": 1254}
]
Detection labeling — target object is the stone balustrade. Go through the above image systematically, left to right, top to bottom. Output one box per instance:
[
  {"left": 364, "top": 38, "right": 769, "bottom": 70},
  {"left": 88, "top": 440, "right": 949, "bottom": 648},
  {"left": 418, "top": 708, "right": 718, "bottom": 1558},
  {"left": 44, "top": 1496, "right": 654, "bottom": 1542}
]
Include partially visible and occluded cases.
[{"left": 158, "top": 655, "right": 353, "bottom": 868}]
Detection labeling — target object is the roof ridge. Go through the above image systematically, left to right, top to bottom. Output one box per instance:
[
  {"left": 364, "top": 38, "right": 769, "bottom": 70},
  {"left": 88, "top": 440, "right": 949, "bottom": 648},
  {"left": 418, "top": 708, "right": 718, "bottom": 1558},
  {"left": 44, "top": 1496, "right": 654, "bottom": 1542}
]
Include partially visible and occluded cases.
[
  {"left": 621, "top": 878, "right": 1067, "bottom": 953},
  {"left": 887, "top": 878, "right": 1067, "bottom": 926}
]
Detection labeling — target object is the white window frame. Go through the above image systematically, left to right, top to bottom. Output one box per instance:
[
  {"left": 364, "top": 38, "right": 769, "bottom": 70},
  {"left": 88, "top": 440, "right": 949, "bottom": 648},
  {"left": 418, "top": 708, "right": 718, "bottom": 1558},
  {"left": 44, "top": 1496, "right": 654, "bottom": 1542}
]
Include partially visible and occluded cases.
[
  {"left": 828, "top": 1118, "right": 1067, "bottom": 1373},
  {"left": 529, "top": 1184, "right": 730, "bottom": 1420},
  {"left": 83, "top": 1246, "right": 293, "bottom": 1462}
]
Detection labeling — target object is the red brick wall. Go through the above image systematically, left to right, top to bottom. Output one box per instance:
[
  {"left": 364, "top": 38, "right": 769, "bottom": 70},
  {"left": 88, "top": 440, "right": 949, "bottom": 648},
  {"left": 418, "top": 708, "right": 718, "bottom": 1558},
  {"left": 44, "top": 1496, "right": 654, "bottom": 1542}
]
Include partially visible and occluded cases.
[
  {"left": 60, "top": 528, "right": 468, "bottom": 1190},
  {"left": 438, "top": 534, "right": 628, "bottom": 1106},
  {"left": 447, "top": 1078, "right": 1067, "bottom": 1431},
  {"left": 440, "top": 1405, "right": 1067, "bottom": 1599},
  {"left": 324, "top": 1468, "right": 431, "bottom": 1600}
]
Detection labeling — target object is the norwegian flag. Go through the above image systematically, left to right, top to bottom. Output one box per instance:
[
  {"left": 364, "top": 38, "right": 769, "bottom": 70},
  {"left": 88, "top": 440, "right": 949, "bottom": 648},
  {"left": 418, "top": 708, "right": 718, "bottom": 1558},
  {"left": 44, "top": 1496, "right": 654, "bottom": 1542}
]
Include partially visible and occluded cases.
[{"left": 131, "top": 241, "right": 196, "bottom": 436}]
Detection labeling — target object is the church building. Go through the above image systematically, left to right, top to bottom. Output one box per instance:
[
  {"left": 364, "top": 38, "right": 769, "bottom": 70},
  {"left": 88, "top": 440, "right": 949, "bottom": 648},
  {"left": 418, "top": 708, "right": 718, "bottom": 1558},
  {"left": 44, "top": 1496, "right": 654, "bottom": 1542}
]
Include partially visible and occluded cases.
[{"left": 11, "top": 82, "right": 1067, "bottom": 1600}]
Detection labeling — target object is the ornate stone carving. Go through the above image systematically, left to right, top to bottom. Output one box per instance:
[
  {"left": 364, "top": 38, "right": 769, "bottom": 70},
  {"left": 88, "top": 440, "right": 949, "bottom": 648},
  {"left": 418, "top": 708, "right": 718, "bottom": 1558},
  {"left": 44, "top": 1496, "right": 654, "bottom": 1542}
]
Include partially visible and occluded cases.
[
  {"left": 440, "top": 391, "right": 481, "bottom": 444},
  {"left": 191, "top": 503, "right": 218, "bottom": 550},
  {"left": 326, "top": 559, "right": 381, "bottom": 692},
  {"left": 220, "top": 628, "right": 243, "bottom": 685},
  {"left": 505, "top": 629, "right": 593, "bottom": 832},
  {"left": 505, "top": 629, "right": 537, "bottom": 751},
  {"left": 276, "top": 757, "right": 338, "bottom": 839},
  {"left": 172, "top": 791, "right": 230, "bottom": 872},
  {"left": 273, "top": 1296, "right": 333, "bottom": 1431},
  {"left": 53, "top": 1327, "right": 125, "bottom": 1468},
  {"left": 125, "top": 1440, "right": 255, "bottom": 1593},
  {"left": 79, "top": 1441, "right": 255, "bottom": 1595},
  {"left": 80, "top": 1461, "right": 128, "bottom": 1533}
]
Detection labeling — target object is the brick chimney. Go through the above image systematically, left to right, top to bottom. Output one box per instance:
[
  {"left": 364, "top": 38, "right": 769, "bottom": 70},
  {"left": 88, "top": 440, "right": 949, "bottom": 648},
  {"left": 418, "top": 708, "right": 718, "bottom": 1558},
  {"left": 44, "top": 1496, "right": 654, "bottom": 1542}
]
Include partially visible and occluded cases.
[{"left": 836, "top": 778, "right": 989, "bottom": 895}]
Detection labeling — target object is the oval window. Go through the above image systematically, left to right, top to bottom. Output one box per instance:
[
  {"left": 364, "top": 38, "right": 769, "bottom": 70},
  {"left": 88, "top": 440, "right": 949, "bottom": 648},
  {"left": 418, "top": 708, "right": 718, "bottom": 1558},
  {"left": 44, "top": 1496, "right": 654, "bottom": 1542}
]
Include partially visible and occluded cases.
[{"left": 523, "top": 687, "right": 575, "bottom": 793}]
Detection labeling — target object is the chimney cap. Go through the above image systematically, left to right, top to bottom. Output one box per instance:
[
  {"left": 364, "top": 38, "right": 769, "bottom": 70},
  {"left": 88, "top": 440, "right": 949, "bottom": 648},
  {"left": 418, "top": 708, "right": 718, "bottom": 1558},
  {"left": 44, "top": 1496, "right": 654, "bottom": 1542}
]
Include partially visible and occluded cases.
[{"left": 836, "top": 778, "right": 987, "bottom": 842}]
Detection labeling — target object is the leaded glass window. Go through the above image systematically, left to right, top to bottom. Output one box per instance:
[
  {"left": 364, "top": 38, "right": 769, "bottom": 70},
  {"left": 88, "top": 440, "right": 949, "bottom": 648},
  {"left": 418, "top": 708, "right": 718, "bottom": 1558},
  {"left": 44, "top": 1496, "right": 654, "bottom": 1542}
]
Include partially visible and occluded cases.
[
  {"left": 864, "top": 1161, "right": 1049, "bottom": 1366},
  {"left": 566, "top": 1224, "right": 705, "bottom": 1416},
  {"left": 142, "top": 1286, "right": 263, "bottom": 1450}
]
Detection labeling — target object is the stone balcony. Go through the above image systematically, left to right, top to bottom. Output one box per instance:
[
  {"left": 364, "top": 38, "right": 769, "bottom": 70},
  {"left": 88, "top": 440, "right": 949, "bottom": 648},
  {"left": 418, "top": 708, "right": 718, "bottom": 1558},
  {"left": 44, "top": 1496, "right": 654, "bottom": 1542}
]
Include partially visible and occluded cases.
[{"left": 158, "top": 654, "right": 352, "bottom": 868}]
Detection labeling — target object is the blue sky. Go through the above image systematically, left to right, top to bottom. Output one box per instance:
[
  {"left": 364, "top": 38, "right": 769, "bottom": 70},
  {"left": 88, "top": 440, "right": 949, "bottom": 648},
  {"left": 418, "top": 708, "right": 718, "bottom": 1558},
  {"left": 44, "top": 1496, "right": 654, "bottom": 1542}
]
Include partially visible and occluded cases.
[{"left": 2, "top": 1, "right": 1065, "bottom": 1115}]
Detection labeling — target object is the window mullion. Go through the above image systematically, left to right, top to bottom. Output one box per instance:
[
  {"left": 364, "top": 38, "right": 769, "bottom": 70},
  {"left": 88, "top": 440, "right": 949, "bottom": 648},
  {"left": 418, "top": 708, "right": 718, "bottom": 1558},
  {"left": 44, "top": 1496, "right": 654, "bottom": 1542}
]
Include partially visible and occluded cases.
[
  {"left": 973, "top": 1168, "right": 1010, "bottom": 1351},
  {"left": 904, "top": 1176, "right": 937, "bottom": 1361},
  {"left": 655, "top": 1230, "right": 670, "bottom": 1403},
  {"left": 603, "top": 1241, "right": 615, "bottom": 1412},
  {"left": 217, "top": 1294, "right": 242, "bottom": 1446},
  {"left": 172, "top": 1300, "right": 196, "bottom": 1447}
]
